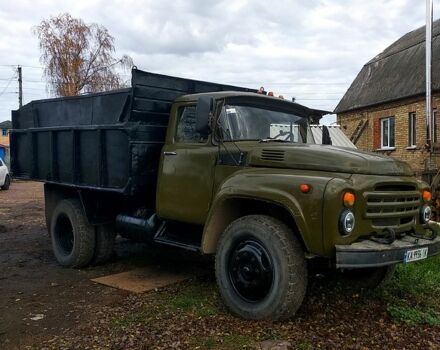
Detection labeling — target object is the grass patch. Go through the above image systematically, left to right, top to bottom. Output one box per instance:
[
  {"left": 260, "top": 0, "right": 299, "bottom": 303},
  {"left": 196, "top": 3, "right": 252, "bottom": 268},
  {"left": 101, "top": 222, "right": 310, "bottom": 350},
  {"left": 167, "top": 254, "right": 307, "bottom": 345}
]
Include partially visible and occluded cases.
[
  {"left": 374, "top": 255, "right": 440, "bottom": 324},
  {"left": 380, "top": 255, "right": 440, "bottom": 306},
  {"left": 392, "top": 255, "right": 440, "bottom": 297},
  {"left": 112, "top": 279, "right": 221, "bottom": 328},
  {"left": 169, "top": 280, "right": 221, "bottom": 317},
  {"left": 387, "top": 305, "right": 440, "bottom": 326},
  {"left": 112, "top": 309, "right": 155, "bottom": 328},
  {"left": 295, "top": 342, "right": 314, "bottom": 350}
]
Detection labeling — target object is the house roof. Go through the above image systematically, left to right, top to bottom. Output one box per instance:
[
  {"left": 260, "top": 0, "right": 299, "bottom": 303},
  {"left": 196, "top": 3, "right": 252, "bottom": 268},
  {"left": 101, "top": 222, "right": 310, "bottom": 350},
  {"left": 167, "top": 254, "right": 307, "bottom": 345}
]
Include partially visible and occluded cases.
[
  {"left": 334, "top": 19, "right": 440, "bottom": 114},
  {"left": 0, "top": 120, "right": 12, "bottom": 129}
]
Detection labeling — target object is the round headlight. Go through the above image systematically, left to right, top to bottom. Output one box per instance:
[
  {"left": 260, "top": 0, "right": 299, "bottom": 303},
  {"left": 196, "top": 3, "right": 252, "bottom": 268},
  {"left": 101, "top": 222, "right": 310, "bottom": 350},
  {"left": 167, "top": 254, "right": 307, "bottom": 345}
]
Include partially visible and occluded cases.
[
  {"left": 420, "top": 205, "right": 432, "bottom": 224},
  {"left": 339, "top": 209, "right": 355, "bottom": 235}
]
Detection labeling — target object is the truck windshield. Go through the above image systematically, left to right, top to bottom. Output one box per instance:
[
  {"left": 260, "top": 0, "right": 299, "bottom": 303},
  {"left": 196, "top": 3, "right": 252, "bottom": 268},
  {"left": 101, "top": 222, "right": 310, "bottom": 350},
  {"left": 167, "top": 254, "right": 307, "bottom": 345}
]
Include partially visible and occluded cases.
[{"left": 218, "top": 105, "right": 313, "bottom": 143}]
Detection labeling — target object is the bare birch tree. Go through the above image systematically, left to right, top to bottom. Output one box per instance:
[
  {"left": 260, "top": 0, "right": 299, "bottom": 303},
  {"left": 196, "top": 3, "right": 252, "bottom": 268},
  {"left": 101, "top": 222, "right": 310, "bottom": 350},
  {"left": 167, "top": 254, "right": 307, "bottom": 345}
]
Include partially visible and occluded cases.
[{"left": 34, "top": 13, "right": 133, "bottom": 96}]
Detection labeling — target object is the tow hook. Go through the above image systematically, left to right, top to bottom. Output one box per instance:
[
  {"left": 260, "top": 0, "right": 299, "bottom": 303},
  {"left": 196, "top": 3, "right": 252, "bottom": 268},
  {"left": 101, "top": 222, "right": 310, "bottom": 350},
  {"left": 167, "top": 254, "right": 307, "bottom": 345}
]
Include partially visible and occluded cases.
[
  {"left": 422, "top": 220, "right": 440, "bottom": 240},
  {"left": 370, "top": 228, "right": 396, "bottom": 244}
]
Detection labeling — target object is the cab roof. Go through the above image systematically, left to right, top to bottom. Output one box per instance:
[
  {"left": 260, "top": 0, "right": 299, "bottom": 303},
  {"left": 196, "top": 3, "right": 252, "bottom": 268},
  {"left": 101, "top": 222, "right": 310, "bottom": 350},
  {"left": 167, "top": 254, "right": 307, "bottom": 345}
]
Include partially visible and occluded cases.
[{"left": 176, "top": 91, "right": 330, "bottom": 121}]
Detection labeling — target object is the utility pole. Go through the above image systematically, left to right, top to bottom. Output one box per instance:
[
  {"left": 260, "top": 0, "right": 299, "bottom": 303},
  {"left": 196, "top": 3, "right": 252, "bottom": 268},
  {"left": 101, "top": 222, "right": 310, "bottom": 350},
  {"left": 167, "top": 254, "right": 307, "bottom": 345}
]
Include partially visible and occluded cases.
[
  {"left": 426, "top": 0, "right": 433, "bottom": 152},
  {"left": 17, "top": 65, "right": 23, "bottom": 108}
]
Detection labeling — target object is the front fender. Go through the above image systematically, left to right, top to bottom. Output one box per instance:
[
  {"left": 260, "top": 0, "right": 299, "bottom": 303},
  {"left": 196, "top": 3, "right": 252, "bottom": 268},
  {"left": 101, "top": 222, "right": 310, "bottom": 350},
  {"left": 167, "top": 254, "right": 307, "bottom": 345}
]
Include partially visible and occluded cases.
[{"left": 201, "top": 168, "right": 333, "bottom": 255}]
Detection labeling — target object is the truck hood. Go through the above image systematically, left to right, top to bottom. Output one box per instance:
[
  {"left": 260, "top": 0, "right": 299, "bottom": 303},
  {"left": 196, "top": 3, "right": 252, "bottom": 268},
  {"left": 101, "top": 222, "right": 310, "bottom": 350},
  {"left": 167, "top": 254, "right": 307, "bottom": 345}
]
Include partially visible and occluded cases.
[{"left": 247, "top": 144, "right": 414, "bottom": 176}]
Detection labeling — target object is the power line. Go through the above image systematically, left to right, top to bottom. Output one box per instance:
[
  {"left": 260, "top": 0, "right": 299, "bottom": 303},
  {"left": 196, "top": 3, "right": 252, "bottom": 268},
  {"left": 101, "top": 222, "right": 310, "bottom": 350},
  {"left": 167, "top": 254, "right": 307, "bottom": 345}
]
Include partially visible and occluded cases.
[
  {"left": 0, "top": 64, "right": 44, "bottom": 69},
  {"left": 0, "top": 74, "right": 16, "bottom": 98},
  {"left": 15, "top": 80, "right": 45, "bottom": 83},
  {"left": 224, "top": 81, "right": 349, "bottom": 85},
  {"left": 22, "top": 87, "right": 47, "bottom": 91}
]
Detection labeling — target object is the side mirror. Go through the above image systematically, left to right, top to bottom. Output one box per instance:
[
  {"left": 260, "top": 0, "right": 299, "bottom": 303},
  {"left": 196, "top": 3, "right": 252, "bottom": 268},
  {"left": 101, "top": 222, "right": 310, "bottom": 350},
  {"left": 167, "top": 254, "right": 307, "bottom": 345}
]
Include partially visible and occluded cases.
[
  {"left": 195, "top": 96, "right": 215, "bottom": 136},
  {"left": 322, "top": 125, "right": 332, "bottom": 145}
]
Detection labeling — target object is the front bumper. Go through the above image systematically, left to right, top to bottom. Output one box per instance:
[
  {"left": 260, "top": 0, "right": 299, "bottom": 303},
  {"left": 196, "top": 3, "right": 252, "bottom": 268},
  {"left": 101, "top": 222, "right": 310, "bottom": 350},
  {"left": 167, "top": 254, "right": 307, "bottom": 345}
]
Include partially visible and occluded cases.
[{"left": 336, "top": 235, "right": 440, "bottom": 268}]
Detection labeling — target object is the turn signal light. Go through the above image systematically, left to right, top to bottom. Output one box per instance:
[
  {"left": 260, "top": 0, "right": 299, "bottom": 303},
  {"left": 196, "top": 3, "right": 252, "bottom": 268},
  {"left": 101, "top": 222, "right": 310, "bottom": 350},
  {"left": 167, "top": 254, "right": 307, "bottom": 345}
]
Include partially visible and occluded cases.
[
  {"left": 299, "top": 184, "right": 311, "bottom": 193},
  {"left": 422, "top": 190, "right": 432, "bottom": 202},
  {"left": 343, "top": 191, "right": 356, "bottom": 207}
]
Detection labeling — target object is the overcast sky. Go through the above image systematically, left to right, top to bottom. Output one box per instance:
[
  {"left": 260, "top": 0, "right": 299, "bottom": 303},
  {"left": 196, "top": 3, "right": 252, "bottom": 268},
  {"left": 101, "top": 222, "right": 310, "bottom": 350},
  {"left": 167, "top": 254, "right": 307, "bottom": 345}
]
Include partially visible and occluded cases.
[{"left": 0, "top": 0, "right": 439, "bottom": 124}]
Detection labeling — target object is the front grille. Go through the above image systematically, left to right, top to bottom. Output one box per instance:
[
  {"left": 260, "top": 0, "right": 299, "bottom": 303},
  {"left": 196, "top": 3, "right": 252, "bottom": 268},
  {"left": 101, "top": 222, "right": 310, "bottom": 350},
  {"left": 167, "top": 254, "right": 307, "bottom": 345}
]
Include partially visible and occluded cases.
[
  {"left": 260, "top": 149, "right": 285, "bottom": 162},
  {"left": 375, "top": 184, "right": 416, "bottom": 192},
  {"left": 364, "top": 185, "right": 420, "bottom": 228}
]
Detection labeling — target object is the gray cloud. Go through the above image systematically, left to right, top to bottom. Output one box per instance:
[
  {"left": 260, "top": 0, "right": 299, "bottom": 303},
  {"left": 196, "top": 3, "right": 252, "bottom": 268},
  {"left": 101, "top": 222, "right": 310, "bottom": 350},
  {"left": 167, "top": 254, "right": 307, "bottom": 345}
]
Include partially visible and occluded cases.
[{"left": 0, "top": 0, "right": 438, "bottom": 122}]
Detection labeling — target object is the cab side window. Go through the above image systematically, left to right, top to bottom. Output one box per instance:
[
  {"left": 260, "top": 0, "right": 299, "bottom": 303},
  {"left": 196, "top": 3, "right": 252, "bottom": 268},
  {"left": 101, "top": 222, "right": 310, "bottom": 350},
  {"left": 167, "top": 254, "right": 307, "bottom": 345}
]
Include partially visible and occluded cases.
[{"left": 175, "top": 106, "right": 202, "bottom": 143}]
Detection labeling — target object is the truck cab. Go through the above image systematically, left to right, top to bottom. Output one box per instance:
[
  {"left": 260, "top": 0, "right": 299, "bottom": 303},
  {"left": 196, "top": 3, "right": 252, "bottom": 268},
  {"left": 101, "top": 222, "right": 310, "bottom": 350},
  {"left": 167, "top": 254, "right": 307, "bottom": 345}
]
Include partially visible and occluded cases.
[{"left": 152, "top": 91, "right": 440, "bottom": 318}]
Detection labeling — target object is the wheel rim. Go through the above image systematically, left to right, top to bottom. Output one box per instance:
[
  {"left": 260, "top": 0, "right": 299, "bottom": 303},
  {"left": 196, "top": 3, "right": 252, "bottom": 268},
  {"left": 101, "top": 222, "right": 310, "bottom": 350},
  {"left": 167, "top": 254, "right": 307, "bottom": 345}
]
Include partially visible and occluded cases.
[
  {"left": 54, "top": 214, "right": 74, "bottom": 255},
  {"left": 228, "top": 237, "right": 274, "bottom": 303}
]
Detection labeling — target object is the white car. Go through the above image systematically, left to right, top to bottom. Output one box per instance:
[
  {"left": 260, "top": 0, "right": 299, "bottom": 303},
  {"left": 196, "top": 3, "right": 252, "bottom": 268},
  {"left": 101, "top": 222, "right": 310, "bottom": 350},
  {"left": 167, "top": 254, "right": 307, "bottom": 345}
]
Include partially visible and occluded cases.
[{"left": 0, "top": 159, "right": 10, "bottom": 190}]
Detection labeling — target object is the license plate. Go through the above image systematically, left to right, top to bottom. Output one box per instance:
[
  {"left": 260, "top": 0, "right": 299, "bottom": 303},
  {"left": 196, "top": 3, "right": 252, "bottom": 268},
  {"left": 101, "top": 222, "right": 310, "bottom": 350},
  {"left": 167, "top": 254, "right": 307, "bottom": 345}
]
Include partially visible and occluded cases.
[{"left": 404, "top": 247, "right": 428, "bottom": 263}]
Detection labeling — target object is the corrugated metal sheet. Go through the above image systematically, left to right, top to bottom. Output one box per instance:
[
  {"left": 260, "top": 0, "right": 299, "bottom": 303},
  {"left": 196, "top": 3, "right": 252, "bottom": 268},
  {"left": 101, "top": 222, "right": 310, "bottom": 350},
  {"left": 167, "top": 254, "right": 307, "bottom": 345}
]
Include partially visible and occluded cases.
[{"left": 311, "top": 125, "right": 356, "bottom": 148}]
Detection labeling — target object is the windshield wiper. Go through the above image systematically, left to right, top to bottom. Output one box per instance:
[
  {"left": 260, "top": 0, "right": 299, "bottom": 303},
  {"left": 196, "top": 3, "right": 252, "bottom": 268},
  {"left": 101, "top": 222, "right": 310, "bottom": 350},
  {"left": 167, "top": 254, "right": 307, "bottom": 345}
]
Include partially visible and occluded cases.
[{"left": 258, "top": 138, "right": 291, "bottom": 143}]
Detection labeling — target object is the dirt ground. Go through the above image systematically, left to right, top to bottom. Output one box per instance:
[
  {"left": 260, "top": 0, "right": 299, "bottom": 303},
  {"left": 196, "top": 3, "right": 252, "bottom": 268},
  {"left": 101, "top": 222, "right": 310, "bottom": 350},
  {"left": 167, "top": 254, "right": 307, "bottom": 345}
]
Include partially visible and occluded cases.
[
  {"left": 0, "top": 181, "right": 208, "bottom": 349},
  {"left": 2, "top": 181, "right": 440, "bottom": 350}
]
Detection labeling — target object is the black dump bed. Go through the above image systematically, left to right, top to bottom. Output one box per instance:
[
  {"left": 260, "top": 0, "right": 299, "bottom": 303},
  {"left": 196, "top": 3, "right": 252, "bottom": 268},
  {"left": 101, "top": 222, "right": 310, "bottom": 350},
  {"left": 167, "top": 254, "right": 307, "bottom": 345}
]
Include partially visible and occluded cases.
[{"left": 11, "top": 68, "right": 254, "bottom": 195}]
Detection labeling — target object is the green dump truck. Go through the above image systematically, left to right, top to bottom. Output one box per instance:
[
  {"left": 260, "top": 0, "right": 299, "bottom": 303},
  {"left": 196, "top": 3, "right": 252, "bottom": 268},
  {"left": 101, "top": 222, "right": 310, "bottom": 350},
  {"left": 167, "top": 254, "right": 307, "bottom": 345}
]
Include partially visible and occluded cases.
[{"left": 11, "top": 69, "right": 440, "bottom": 320}]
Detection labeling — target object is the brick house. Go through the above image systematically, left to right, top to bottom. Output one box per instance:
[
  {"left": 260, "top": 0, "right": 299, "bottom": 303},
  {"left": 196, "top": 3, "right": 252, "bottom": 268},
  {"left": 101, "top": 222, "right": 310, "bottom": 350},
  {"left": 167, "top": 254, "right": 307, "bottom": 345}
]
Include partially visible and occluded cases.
[
  {"left": 335, "top": 19, "right": 439, "bottom": 176},
  {"left": 0, "top": 120, "right": 11, "bottom": 165},
  {"left": 0, "top": 120, "right": 11, "bottom": 146}
]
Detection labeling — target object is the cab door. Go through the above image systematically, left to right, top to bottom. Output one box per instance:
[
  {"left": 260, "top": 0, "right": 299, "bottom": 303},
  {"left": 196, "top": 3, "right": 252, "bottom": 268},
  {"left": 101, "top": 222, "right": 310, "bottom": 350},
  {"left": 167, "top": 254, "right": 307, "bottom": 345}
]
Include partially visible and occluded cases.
[{"left": 156, "top": 103, "right": 217, "bottom": 225}]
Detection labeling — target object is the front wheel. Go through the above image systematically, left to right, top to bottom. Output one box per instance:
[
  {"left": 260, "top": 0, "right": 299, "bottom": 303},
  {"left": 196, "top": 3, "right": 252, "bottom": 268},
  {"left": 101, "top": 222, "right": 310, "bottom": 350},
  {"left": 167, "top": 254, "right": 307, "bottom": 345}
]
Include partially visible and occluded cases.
[{"left": 215, "top": 215, "right": 307, "bottom": 320}]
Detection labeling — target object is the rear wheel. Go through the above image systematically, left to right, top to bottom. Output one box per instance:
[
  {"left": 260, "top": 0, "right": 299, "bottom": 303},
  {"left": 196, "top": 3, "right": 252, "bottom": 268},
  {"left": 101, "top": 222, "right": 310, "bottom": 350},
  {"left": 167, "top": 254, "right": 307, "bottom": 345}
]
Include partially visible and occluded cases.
[
  {"left": 1, "top": 175, "right": 10, "bottom": 190},
  {"left": 50, "top": 198, "right": 95, "bottom": 268},
  {"left": 215, "top": 215, "right": 307, "bottom": 320},
  {"left": 92, "top": 224, "right": 115, "bottom": 265}
]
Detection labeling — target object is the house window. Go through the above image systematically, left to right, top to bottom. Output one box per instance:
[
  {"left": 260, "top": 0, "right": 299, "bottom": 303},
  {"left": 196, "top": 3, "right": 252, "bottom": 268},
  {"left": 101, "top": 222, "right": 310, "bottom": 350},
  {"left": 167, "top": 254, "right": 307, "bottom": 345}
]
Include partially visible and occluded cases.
[
  {"left": 408, "top": 112, "right": 416, "bottom": 147},
  {"left": 381, "top": 117, "right": 395, "bottom": 149},
  {"left": 1, "top": 129, "right": 7, "bottom": 136}
]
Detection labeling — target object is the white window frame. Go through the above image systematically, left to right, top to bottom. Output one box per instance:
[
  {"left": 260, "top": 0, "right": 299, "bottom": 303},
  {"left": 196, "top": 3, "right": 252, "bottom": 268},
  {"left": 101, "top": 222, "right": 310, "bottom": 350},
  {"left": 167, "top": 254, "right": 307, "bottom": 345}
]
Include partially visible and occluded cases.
[
  {"left": 408, "top": 112, "right": 416, "bottom": 148},
  {"left": 380, "top": 117, "right": 395, "bottom": 149}
]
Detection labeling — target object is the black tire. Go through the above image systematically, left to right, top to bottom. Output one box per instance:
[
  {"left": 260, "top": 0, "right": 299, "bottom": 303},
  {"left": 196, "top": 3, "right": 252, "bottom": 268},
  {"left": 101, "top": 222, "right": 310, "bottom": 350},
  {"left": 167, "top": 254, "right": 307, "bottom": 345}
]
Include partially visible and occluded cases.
[
  {"left": 1, "top": 175, "right": 10, "bottom": 190},
  {"left": 50, "top": 198, "right": 95, "bottom": 268},
  {"left": 215, "top": 215, "right": 307, "bottom": 320},
  {"left": 92, "top": 224, "right": 115, "bottom": 265},
  {"left": 342, "top": 265, "right": 396, "bottom": 289}
]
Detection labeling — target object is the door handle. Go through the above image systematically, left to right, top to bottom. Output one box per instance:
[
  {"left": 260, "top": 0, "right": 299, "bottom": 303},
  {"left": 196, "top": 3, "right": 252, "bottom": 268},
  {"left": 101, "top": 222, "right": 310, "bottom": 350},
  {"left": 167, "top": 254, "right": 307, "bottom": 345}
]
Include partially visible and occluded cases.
[{"left": 163, "top": 151, "right": 177, "bottom": 156}]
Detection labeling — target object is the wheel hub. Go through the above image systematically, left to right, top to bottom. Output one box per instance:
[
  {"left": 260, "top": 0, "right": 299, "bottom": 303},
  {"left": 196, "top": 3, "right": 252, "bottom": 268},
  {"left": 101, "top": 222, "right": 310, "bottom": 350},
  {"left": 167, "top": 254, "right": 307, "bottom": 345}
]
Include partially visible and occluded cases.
[{"left": 228, "top": 238, "right": 274, "bottom": 302}]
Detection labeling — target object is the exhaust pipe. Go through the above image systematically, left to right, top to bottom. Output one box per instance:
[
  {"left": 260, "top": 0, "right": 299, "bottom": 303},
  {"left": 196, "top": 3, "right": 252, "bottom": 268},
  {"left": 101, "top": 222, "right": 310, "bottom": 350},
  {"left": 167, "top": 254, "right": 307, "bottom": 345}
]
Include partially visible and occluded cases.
[{"left": 115, "top": 213, "right": 160, "bottom": 239}]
